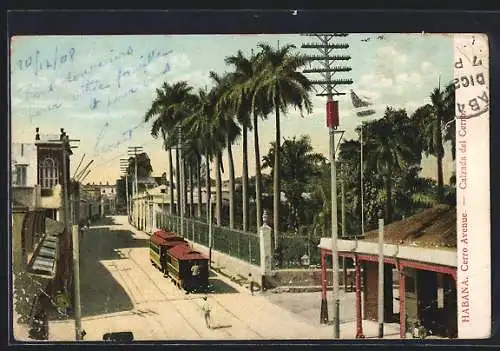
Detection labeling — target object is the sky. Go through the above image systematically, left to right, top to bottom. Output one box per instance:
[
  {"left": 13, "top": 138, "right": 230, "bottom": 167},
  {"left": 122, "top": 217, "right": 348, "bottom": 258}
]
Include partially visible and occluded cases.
[{"left": 10, "top": 33, "right": 455, "bottom": 184}]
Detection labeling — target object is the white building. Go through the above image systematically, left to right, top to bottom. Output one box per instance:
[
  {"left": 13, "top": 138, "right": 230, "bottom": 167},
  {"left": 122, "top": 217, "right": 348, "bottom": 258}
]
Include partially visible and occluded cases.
[
  {"left": 11, "top": 143, "right": 38, "bottom": 187},
  {"left": 131, "top": 184, "right": 226, "bottom": 234}
]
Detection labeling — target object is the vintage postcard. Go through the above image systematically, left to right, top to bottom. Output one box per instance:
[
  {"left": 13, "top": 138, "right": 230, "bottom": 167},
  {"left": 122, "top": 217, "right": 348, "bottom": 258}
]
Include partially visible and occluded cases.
[{"left": 9, "top": 31, "right": 490, "bottom": 342}]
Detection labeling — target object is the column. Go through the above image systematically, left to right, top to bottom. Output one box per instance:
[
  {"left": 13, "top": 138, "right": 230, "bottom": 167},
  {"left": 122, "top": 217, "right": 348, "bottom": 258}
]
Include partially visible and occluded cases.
[
  {"left": 259, "top": 210, "right": 272, "bottom": 291},
  {"left": 320, "top": 249, "right": 328, "bottom": 324},
  {"left": 355, "top": 255, "right": 365, "bottom": 338},
  {"left": 398, "top": 263, "right": 406, "bottom": 339}
]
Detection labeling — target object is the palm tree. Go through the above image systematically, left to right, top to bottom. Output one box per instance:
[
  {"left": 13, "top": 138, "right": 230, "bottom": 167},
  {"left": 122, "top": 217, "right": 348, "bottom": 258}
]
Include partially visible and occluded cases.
[
  {"left": 254, "top": 42, "right": 313, "bottom": 249},
  {"left": 223, "top": 50, "right": 255, "bottom": 232},
  {"left": 249, "top": 52, "right": 273, "bottom": 230},
  {"left": 211, "top": 71, "right": 241, "bottom": 229},
  {"left": 144, "top": 81, "right": 193, "bottom": 215},
  {"left": 412, "top": 83, "right": 455, "bottom": 203},
  {"left": 184, "top": 88, "right": 225, "bottom": 224},
  {"left": 364, "top": 107, "right": 422, "bottom": 223}
]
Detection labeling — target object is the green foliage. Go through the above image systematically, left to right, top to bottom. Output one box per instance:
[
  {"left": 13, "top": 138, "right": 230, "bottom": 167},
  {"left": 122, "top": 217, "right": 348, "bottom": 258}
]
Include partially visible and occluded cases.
[{"left": 143, "top": 43, "right": 456, "bottom": 270}]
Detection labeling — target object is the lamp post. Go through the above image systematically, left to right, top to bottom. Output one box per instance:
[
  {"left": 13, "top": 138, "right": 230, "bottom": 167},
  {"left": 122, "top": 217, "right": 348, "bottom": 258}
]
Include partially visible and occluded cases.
[{"left": 302, "top": 33, "right": 353, "bottom": 339}]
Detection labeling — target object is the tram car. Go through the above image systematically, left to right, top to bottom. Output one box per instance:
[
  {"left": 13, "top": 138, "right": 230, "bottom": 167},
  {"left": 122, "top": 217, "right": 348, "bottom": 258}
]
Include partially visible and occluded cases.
[
  {"left": 149, "top": 231, "right": 187, "bottom": 274},
  {"left": 165, "top": 243, "right": 209, "bottom": 292}
]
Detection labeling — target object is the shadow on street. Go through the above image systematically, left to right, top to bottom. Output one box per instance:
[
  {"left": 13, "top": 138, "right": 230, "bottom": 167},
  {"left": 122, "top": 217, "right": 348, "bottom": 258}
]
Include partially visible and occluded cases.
[
  {"left": 89, "top": 216, "right": 121, "bottom": 226},
  {"left": 78, "top": 222, "right": 149, "bottom": 317},
  {"left": 206, "top": 278, "right": 240, "bottom": 294}
]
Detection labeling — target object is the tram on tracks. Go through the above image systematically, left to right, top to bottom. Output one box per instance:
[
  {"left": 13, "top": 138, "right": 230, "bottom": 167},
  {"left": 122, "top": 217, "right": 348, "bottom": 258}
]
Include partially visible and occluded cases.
[{"left": 149, "top": 229, "right": 209, "bottom": 292}]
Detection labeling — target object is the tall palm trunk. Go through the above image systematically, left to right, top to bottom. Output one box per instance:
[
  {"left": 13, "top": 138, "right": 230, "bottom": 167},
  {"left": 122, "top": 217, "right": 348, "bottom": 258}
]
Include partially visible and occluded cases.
[
  {"left": 273, "top": 97, "right": 280, "bottom": 251},
  {"left": 254, "top": 112, "right": 262, "bottom": 230},
  {"left": 436, "top": 114, "right": 444, "bottom": 203},
  {"left": 242, "top": 121, "right": 249, "bottom": 232},
  {"left": 227, "top": 136, "right": 236, "bottom": 229},
  {"left": 175, "top": 145, "right": 181, "bottom": 215},
  {"left": 168, "top": 149, "right": 174, "bottom": 215},
  {"left": 215, "top": 152, "right": 222, "bottom": 226},
  {"left": 197, "top": 155, "right": 202, "bottom": 218},
  {"left": 205, "top": 155, "right": 211, "bottom": 223},
  {"left": 183, "top": 159, "right": 188, "bottom": 217},
  {"left": 189, "top": 164, "right": 194, "bottom": 217}
]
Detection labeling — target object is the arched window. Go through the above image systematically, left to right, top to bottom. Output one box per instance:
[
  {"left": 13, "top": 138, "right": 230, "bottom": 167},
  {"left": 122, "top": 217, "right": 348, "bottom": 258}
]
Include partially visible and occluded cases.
[{"left": 39, "top": 157, "right": 59, "bottom": 189}]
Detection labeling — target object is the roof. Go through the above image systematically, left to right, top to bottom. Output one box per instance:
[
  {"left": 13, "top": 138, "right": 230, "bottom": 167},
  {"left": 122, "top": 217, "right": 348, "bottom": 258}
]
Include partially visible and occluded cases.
[
  {"left": 362, "top": 205, "right": 456, "bottom": 249},
  {"left": 154, "top": 229, "right": 177, "bottom": 240},
  {"left": 28, "top": 234, "right": 59, "bottom": 279},
  {"left": 150, "top": 234, "right": 187, "bottom": 247},
  {"left": 168, "top": 243, "right": 207, "bottom": 260}
]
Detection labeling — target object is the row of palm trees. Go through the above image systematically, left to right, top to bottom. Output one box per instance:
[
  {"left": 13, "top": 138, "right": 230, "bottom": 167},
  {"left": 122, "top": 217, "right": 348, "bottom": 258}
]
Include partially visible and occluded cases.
[
  {"left": 143, "top": 40, "right": 456, "bottom": 251},
  {"left": 144, "top": 42, "right": 312, "bottom": 248}
]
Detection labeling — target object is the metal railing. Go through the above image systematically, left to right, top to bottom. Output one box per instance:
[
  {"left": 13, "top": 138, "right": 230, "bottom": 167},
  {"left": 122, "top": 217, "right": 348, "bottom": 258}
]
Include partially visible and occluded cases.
[{"left": 161, "top": 214, "right": 260, "bottom": 266}]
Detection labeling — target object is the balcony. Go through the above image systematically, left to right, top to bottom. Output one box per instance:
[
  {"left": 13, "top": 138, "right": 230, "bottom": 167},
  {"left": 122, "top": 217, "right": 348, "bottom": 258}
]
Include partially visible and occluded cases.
[{"left": 38, "top": 184, "right": 63, "bottom": 209}]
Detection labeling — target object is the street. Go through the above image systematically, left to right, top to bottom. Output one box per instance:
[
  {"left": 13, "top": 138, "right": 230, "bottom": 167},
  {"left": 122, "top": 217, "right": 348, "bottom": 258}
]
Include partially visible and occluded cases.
[{"left": 47, "top": 215, "right": 402, "bottom": 341}]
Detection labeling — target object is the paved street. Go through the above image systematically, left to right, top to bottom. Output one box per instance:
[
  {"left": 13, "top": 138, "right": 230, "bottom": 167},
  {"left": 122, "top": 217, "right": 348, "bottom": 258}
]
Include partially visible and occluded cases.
[{"left": 46, "top": 216, "right": 403, "bottom": 341}]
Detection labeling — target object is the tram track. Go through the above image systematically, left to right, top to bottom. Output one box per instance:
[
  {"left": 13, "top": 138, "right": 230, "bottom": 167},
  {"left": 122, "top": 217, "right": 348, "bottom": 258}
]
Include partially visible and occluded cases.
[
  {"left": 124, "top": 249, "right": 203, "bottom": 338},
  {"left": 209, "top": 295, "right": 264, "bottom": 339}
]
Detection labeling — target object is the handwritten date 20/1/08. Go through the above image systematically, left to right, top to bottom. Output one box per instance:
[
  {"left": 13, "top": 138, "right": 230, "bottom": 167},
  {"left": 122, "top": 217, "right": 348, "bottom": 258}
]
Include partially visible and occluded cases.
[{"left": 16, "top": 47, "right": 76, "bottom": 76}]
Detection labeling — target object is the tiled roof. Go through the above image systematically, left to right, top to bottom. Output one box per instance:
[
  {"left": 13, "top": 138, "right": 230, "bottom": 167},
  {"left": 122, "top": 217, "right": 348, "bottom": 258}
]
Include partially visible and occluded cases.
[{"left": 362, "top": 205, "right": 456, "bottom": 249}]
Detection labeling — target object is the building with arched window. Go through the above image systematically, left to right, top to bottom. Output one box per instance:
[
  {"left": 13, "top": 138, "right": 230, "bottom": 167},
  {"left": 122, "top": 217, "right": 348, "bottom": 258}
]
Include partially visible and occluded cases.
[{"left": 39, "top": 157, "right": 59, "bottom": 190}]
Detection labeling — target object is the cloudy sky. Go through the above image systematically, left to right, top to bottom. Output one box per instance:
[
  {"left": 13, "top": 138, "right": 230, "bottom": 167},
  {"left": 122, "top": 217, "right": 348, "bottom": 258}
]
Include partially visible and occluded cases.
[{"left": 10, "top": 33, "right": 455, "bottom": 184}]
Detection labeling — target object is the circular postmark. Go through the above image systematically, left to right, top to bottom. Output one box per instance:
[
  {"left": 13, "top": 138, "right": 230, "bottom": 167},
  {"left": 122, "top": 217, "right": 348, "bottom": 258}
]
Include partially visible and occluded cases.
[{"left": 453, "top": 37, "right": 489, "bottom": 120}]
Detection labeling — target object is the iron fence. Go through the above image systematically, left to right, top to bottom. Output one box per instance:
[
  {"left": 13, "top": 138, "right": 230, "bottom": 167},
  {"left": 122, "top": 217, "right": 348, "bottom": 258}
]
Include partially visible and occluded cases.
[{"left": 161, "top": 214, "right": 260, "bottom": 266}]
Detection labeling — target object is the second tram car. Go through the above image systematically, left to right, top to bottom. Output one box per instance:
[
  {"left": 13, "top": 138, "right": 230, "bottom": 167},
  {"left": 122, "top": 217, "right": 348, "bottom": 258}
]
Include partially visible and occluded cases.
[{"left": 165, "top": 243, "right": 209, "bottom": 292}]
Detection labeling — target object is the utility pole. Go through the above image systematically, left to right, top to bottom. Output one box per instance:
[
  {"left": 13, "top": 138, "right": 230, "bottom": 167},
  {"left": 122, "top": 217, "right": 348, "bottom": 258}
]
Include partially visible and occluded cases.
[
  {"left": 302, "top": 33, "right": 352, "bottom": 339},
  {"left": 360, "top": 122, "right": 365, "bottom": 238},
  {"left": 177, "top": 126, "right": 185, "bottom": 240},
  {"left": 53, "top": 129, "right": 82, "bottom": 341},
  {"left": 128, "top": 146, "right": 143, "bottom": 226},
  {"left": 128, "top": 146, "right": 143, "bottom": 196},
  {"left": 120, "top": 159, "right": 129, "bottom": 219},
  {"left": 341, "top": 163, "right": 348, "bottom": 292},
  {"left": 378, "top": 210, "right": 385, "bottom": 338}
]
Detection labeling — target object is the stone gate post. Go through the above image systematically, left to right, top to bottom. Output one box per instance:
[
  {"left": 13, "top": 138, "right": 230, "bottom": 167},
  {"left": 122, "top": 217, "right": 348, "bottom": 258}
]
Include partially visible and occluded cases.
[{"left": 259, "top": 210, "right": 272, "bottom": 290}]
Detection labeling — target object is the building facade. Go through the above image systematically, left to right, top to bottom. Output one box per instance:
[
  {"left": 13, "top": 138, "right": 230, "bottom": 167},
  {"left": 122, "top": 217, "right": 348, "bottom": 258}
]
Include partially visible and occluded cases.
[
  {"left": 11, "top": 128, "right": 80, "bottom": 340},
  {"left": 318, "top": 205, "right": 457, "bottom": 339}
]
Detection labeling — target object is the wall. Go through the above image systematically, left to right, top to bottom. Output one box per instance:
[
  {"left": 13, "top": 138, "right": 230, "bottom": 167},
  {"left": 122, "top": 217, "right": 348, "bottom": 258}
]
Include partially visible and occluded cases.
[
  {"left": 11, "top": 143, "right": 38, "bottom": 187},
  {"left": 12, "top": 187, "right": 37, "bottom": 208},
  {"left": 363, "top": 262, "right": 394, "bottom": 322}
]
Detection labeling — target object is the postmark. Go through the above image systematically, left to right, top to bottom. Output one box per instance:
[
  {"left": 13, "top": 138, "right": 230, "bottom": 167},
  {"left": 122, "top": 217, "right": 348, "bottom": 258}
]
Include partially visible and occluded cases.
[{"left": 452, "top": 35, "right": 489, "bottom": 119}]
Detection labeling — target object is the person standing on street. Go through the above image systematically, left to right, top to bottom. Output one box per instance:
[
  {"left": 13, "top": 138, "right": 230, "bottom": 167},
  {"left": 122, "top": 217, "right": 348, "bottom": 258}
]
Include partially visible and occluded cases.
[
  {"left": 249, "top": 273, "right": 254, "bottom": 295},
  {"left": 201, "top": 296, "right": 212, "bottom": 329}
]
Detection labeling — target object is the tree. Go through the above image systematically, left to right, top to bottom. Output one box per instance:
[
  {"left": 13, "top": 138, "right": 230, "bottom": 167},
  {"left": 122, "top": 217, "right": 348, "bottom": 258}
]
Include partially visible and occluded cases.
[
  {"left": 254, "top": 42, "right": 313, "bottom": 249},
  {"left": 223, "top": 50, "right": 255, "bottom": 232},
  {"left": 211, "top": 71, "right": 241, "bottom": 229},
  {"left": 144, "top": 81, "right": 194, "bottom": 214},
  {"left": 412, "top": 83, "right": 455, "bottom": 202},
  {"left": 183, "top": 87, "right": 225, "bottom": 224},
  {"left": 363, "top": 107, "right": 422, "bottom": 223},
  {"left": 262, "top": 135, "right": 326, "bottom": 232},
  {"left": 126, "top": 152, "right": 153, "bottom": 192}
]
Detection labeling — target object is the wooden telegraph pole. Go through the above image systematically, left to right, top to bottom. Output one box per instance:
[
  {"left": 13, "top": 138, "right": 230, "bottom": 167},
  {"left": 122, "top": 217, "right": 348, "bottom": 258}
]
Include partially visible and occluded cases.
[{"left": 302, "top": 33, "right": 352, "bottom": 339}]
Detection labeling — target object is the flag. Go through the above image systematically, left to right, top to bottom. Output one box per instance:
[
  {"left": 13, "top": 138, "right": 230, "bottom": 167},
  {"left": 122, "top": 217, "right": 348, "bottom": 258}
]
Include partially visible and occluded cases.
[{"left": 350, "top": 89, "right": 376, "bottom": 117}]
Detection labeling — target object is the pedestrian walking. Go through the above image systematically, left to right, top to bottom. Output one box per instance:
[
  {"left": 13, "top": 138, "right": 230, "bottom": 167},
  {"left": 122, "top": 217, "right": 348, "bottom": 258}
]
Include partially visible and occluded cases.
[
  {"left": 248, "top": 273, "right": 254, "bottom": 295},
  {"left": 201, "top": 296, "right": 212, "bottom": 329}
]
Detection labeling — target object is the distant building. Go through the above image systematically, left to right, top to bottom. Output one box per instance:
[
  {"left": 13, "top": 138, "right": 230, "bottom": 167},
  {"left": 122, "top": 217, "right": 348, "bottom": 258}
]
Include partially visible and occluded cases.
[{"left": 84, "top": 182, "right": 116, "bottom": 216}]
